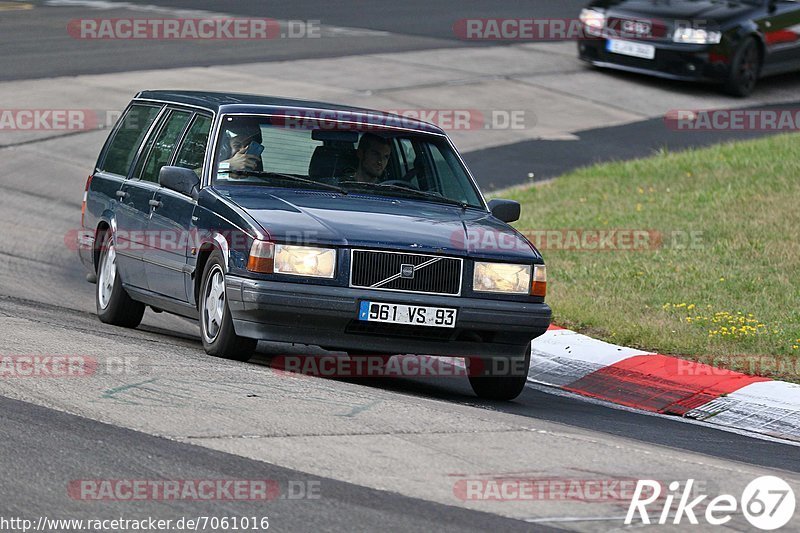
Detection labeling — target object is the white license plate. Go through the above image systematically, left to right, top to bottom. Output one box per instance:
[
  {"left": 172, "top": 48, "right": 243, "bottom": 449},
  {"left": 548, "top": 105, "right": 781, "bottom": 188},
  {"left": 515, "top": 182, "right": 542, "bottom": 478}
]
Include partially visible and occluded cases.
[
  {"left": 607, "top": 39, "right": 655, "bottom": 60},
  {"left": 358, "top": 301, "right": 457, "bottom": 328}
]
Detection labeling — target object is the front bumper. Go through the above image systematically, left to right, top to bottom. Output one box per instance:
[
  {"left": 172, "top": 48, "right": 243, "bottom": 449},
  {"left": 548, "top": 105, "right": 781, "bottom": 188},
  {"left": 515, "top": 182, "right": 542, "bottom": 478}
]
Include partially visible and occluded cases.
[
  {"left": 578, "top": 39, "right": 731, "bottom": 83},
  {"left": 226, "top": 276, "right": 552, "bottom": 359}
]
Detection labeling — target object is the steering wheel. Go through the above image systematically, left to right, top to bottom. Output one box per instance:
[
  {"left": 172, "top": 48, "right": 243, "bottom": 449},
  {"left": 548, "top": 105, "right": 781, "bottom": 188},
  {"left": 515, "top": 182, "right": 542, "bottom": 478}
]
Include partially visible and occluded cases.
[{"left": 380, "top": 179, "right": 420, "bottom": 191}]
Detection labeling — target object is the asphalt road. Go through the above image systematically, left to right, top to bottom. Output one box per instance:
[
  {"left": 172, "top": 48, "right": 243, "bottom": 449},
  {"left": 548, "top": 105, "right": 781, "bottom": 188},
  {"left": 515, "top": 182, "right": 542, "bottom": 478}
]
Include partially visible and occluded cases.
[
  {"left": 0, "top": 0, "right": 586, "bottom": 81},
  {"left": 4, "top": 0, "right": 799, "bottom": 186},
  {"left": 1, "top": 1, "right": 800, "bottom": 531},
  {"left": 463, "top": 97, "right": 800, "bottom": 186},
  {"left": 1, "top": 395, "right": 553, "bottom": 533}
]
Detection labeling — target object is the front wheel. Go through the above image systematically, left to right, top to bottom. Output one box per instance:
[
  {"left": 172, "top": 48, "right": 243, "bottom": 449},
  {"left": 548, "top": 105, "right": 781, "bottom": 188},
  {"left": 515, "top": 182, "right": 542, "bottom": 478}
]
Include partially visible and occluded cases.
[
  {"left": 723, "top": 37, "right": 761, "bottom": 97},
  {"left": 96, "top": 230, "right": 145, "bottom": 328},
  {"left": 199, "top": 250, "right": 257, "bottom": 361},
  {"left": 467, "top": 345, "right": 531, "bottom": 401}
]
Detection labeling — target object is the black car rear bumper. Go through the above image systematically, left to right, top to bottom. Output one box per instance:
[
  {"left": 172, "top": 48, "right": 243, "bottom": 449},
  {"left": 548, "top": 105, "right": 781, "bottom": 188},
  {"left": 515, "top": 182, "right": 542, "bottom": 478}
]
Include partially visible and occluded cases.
[
  {"left": 578, "top": 39, "right": 731, "bottom": 83},
  {"left": 225, "top": 275, "right": 552, "bottom": 359}
]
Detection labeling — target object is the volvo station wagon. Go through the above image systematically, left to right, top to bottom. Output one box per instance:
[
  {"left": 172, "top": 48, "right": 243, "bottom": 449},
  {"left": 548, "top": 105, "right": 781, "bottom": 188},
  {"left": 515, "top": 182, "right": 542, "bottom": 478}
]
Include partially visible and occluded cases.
[{"left": 78, "top": 91, "right": 552, "bottom": 400}]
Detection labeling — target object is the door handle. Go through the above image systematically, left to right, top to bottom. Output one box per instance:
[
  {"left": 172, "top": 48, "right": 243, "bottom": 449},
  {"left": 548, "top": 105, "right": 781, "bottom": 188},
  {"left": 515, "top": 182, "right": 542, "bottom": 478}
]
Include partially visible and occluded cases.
[
  {"left": 115, "top": 190, "right": 128, "bottom": 199},
  {"left": 149, "top": 199, "right": 162, "bottom": 209}
]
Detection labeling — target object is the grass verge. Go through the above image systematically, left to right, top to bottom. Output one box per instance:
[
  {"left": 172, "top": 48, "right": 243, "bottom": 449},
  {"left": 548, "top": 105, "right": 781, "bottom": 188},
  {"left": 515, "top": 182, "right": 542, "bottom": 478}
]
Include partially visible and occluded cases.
[{"left": 503, "top": 133, "right": 800, "bottom": 381}]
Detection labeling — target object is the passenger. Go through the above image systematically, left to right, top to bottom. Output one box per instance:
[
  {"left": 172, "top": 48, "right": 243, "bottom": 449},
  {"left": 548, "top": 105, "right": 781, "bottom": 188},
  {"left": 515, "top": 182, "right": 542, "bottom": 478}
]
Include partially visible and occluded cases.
[{"left": 352, "top": 133, "right": 391, "bottom": 183}]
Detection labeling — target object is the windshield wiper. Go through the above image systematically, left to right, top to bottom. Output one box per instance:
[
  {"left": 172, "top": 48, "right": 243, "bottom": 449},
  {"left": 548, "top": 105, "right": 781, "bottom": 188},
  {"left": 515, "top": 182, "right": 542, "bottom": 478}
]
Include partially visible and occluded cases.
[
  {"left": 231, "top": 170, "right": 348, "bottom": 194},
  {"left": 339, "top": 181, "right": 469, "bottom": 208}
]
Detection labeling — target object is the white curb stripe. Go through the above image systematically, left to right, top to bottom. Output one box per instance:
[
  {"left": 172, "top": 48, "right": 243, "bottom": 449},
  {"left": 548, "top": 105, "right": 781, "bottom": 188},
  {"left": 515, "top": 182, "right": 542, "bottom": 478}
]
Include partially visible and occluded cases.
[
  {"left": 529, "top": 327, "right": 800, "bottom": 442},
  {"left": 529, "top": 328, "right": 652, "bottom": 387}
]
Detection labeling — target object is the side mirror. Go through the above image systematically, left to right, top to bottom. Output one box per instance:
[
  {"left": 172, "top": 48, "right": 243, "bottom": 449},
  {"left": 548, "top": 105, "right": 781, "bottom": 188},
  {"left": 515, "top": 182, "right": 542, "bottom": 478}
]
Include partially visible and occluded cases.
[
  {"left": 159, "top": 166, "right": 200, "bottom": 200},
  {"left": 487, "top": 199, "right": 521, "bottom": 223}
]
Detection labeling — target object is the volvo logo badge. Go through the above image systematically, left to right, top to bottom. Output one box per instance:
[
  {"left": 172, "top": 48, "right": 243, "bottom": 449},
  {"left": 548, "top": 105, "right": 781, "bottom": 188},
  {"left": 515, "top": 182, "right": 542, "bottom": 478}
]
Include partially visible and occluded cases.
[{"left": 400, "top": 264, "right": 415, "bottom": 279}]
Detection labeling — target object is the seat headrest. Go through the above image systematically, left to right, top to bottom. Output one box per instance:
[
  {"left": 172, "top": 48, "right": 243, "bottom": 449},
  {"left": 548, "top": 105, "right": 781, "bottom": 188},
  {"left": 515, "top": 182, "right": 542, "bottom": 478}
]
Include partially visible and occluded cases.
[{"left": 308, "top": 146, "right": 358, "bottom": 180}]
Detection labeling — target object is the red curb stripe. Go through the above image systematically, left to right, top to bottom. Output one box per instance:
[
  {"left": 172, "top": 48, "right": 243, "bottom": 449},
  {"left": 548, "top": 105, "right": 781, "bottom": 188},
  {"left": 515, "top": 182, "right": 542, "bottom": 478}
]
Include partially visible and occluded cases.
[
  {"left": 547, "top": 324, "right": 565, "bottom": 331},
  {"left": 563, "top": 354, "right": 771, "bottom": 415}
]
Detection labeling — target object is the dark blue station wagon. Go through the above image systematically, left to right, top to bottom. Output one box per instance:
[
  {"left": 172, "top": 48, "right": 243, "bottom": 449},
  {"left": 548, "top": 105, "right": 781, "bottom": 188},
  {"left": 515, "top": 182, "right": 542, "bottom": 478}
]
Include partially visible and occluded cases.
[{"left": 78, "top": 91, "right": 551, "bottom": 400}]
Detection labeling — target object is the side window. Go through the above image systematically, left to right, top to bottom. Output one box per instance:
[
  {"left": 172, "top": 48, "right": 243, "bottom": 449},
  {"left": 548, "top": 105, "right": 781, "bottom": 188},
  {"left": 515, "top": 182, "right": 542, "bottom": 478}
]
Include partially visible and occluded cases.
[
  {"left": 101, "top": 104, "right": 161, "bottom": 176},
  {"left": 139, "top": 110, "right": 192, "bottom": 183},
  {"left": 175, "top": 114, "right": 212, "bottom": 178},
  {"left": 396, "top": 138, "right": 416, "bottom": 175},
  {"left": 429, "top": 144, "right": 465, "bottom": 198}
]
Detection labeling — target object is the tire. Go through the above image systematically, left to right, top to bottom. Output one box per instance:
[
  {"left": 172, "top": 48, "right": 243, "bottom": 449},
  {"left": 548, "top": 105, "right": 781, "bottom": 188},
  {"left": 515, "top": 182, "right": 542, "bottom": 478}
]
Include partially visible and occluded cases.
[
  {"left": 723, "top": 37, "right": 761, "bottom": 97},
  {"left": 96, "top": 230, "right": 145, "bottom": 328},
  {"left": 199, "top": 250, "right": 257, "bottom": 361},
  {"left": 467, "top": 344, "right": 531, "bottom": 401}
]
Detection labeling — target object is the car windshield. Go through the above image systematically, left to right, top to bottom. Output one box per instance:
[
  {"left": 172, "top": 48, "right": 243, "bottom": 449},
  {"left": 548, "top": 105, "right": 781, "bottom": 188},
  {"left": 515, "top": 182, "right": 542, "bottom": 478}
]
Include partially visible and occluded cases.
[{"left": 212, "top": 114, "right": 485, "bottom": 208}]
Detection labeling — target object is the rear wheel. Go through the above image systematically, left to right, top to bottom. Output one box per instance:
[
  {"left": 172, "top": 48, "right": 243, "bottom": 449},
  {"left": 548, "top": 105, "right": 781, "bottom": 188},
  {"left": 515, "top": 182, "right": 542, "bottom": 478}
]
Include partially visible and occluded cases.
[
  {"left": 724, "top": 37, "right": 761, "bottom": 97},
  {"left": 96, "top": 230, "right": 145, "bottom": 328},
  {"left": 199, "top": 250, "right": 257, "bottom": 361},
  {"left": 467, "top": 344, "right": 531, "bottom": 401}
]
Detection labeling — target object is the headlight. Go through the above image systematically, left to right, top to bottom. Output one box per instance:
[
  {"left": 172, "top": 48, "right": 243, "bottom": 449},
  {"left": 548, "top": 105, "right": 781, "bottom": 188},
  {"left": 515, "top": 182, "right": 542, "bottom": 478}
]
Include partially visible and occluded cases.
[
  {"left": 580, "top": 8, "right": 606, "bottom": 35},
  {"left": 673, "top": 27, "right": 721, "bottom": 44},
  {"left": 274, "top": 244, "right": 336, "bottom": 278},
  {"left": 473, "top": 262, "right": 531, "bottom": 294}
]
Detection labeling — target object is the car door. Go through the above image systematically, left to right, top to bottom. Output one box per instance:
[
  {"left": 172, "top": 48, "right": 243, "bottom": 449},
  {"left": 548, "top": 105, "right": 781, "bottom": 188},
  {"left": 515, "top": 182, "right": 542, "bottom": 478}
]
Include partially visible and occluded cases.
[
  {"left": 762, "top": 0, "right": 800, "bottom": 72},
  {"left": 103, "top": 103, "right": 164, "bottom": 290},
  {"left": 126, "top": 108, "right": 193, "bottom": 300},
  {"left": 145, "top": 112, "right": 212, "bottom": 301}
]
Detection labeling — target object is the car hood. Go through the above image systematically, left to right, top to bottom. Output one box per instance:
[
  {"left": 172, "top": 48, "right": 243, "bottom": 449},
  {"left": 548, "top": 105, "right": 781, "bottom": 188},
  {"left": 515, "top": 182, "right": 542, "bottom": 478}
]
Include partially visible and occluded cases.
[
  {"left": 597, "top": 0, "right": 756, "bottom": 24},
  {"left": 216, "top": 187, "right": 541, "bottom": 262}
]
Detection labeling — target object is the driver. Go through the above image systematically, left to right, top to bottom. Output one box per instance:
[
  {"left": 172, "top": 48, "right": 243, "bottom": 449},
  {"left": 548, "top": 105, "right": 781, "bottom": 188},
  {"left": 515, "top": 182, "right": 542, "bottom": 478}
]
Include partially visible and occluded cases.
[
  {"left": 219, "top": 120, "right": 264, "bottom": 174},
  {"left": 352, "top": 133, "right": 391, "bottom": 183}
]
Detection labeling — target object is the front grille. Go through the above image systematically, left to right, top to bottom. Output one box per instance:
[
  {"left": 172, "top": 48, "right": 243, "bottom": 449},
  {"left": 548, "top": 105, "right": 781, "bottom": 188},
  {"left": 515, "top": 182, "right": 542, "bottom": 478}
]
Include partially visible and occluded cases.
[
  {"left": 607, "top": 17, "right": 668, "bottom": 40},
  {"left": 350, "top": 250, "right": 462, "bottom": 296}
]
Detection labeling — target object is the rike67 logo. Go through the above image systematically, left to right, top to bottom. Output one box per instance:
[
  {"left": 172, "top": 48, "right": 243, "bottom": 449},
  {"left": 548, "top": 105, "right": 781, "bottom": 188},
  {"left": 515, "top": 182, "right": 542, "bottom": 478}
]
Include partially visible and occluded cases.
[{"left": 626, "top": 476, "right": 796, "bottom": 530}]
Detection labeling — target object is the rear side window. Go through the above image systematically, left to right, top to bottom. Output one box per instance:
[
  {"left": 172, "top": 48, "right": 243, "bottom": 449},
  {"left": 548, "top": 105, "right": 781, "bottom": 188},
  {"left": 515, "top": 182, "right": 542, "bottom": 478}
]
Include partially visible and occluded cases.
[
  {"left": 101, "top": 104, "right": 161, "bottom": 176},
  {"left": 138, "top": 110, "right": 192, "bottom": 183},
  {"left": 175, "top": 114, "right": 212, "bottom": 178}
]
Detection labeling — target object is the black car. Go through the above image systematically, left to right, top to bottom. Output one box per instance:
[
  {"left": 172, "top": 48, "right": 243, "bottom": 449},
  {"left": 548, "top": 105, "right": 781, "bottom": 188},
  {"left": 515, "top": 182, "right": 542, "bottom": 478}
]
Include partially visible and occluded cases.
[
  {"left": 578, "top": 0, "right": 800, "bottom": 95},
  {"left": 78, "top": 91, "right": 552, "bottom": 401}
]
